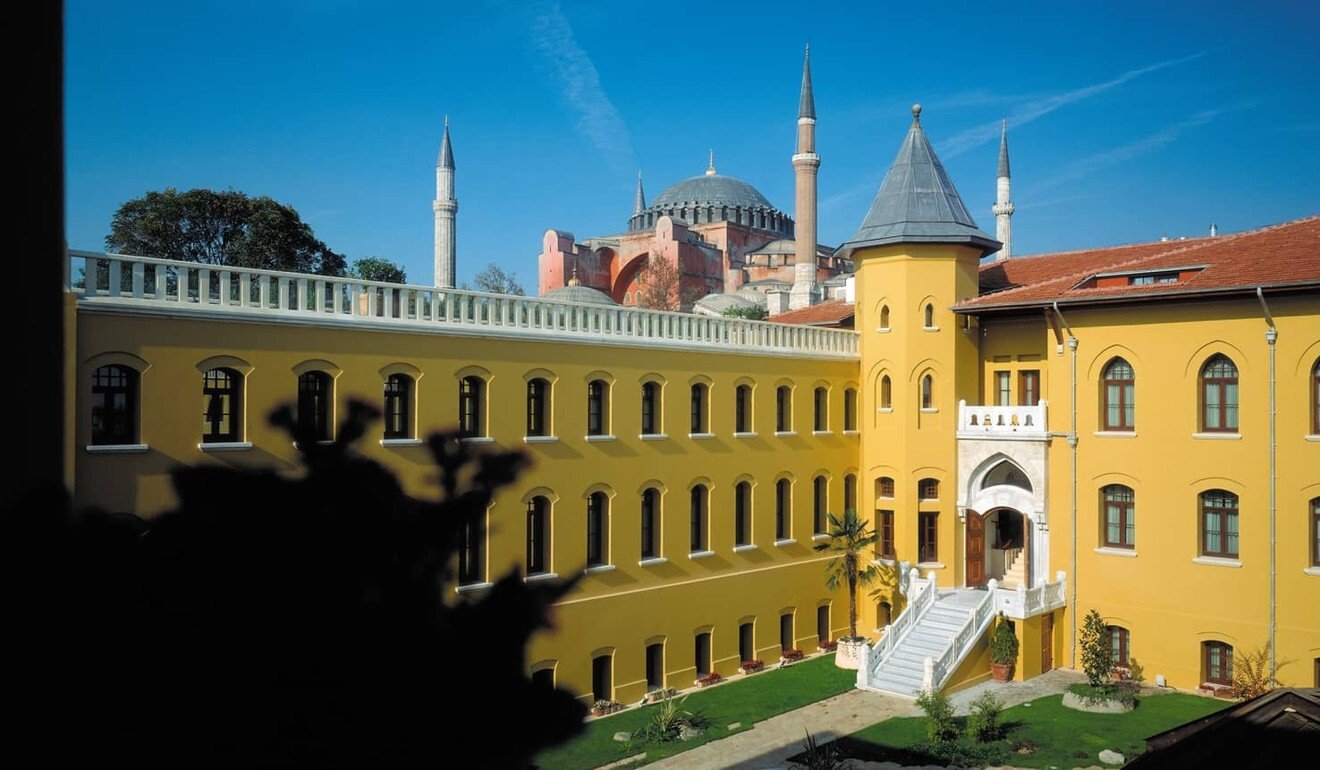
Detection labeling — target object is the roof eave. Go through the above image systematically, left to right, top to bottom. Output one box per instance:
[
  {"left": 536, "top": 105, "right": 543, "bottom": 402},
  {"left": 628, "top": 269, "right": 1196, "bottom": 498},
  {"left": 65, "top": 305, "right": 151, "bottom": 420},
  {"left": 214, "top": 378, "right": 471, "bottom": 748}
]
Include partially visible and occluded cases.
[{"left": 953, "top": 280, "right": 1320, "bottom": 314}]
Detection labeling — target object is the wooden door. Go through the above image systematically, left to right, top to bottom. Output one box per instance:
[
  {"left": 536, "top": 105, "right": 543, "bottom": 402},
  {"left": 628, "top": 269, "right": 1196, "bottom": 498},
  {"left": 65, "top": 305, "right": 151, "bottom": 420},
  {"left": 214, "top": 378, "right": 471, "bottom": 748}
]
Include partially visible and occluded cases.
[
  {"left": 965, "top": 510, "right": 986, "bottom": 587},
  {"left": 1041, "top": 612, "right": 1054, "bottom": 673}
]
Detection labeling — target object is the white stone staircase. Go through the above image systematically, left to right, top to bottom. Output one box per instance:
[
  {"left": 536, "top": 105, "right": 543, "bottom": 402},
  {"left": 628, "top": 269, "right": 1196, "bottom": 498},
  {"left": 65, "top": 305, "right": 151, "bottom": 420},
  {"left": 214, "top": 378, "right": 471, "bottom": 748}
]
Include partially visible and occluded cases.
[
  {"left": 1001, "top": 548, "right": 1025, "bottom": 589},
  {"left": 858, "top": 573, "right": 999, "bottom": 698}
]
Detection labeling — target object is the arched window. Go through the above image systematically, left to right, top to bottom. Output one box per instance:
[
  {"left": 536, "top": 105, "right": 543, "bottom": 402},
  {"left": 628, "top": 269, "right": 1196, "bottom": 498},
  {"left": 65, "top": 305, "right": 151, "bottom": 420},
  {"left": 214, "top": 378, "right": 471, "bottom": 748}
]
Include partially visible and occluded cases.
[
  {"left": 924, "top": 303, "right": 935, "bottom": 328},
  {"left": 879, "top": 305, "right": 890, "bottom": 330},
  {"left": 1200, "top": 355, "right": 1239, "bottom": 432},
  {"left": 1102, "top": 358, "right": 1135, "bottom": 431},
  {"left": 1312, "top": 359, "right": 1320, "bottom": 435},
  {"left": 91, "top": 364, "right": 138, "bottom": 445},
  {"left": 202, "top": 367, "right": 242, "bottom": 443},
  {"left": 297, "top": 371, "right": 332, "bottom": 442},
  {"left": 383, "top": 374, "right": 413, "bottom": 439},
  {"left": 921, "top": 374, "right": 934, "bottom": 410},
  {"left": 880, "top": 375, "right": 892, "bottom": 409},
  {"left": 459, "top": 376, "right": 485, "bottom": 438},
  {"left": 526, "top": 377, "right": 549, "bottom": 437},
  {"left": 587, "top": 379, "right": 609, "bottom": 436},
  {"left": 641, "top": 381, "right": 661, "bottom": 435},
  {"left": 690, "top": 383, "right": 709, "bottom": 434},
  {"left": 735, "top": 384, "right": 752, "bottom": 433},
  {"left": 776, "top": 386, "right": 792, "bottom": 432},
  {"left": 813, "top": 387, "right": 827, "bottom": 432},
  {"left": 843, "top": 388, "right": 857, "bottom": 431},
  {"left": 844, "top": 473, "right": 857, "bottom": 513},
  {"left": 812, "top": 476, "right": 827, "bottom": 534},
  {"left": 878, "top": 477, "right": 895, "bottom": 498},
  {"left": 775, "top": 478, "right": 791, "bottom": 540},
  {"left": 918, "top": 478, "right": 940, "bottom": 501},
  {"left": 735, "top": 481, "right": 751, "bottom": 547},
  {"left": 690, "top": 484, "right": 708, "bottom": 552},
  {"left": 1101, "top": 484, "right": 1135, "bottom": 549},
  {"left": 641, "top": 488, "right": 660, "bottom": 559},
  {"left": 1200, "top": 490, "right": 1239, "bottom": 559},
  {"left": 586, "top": 491, "right": 608, "bottom": 567},
  {"left": 526, "top": 495, "right": 550, "bottom": 575},
  {"left": 458, "top": 508, "right": 485, "bottom": 585},
  {"left": 877, "top": 601, "right": 892, "bottom": 627},
  {"left": 816, "top": 605, "right": 830, "bottom": 643},
  {"left": 780, "top": 612, "right": 794, "bottom": 652},
  {"left": 739, "top": 622, "right": 755, "bottom": 663},
  {"left": 1107, "top": 626, "right": 1130, "bottom": 668},
  {"left": 1203, "top": 641, "right": 1234, "bottom": 685},
  {"left": 591, "top": 654, "right": 613, "bottom": 702},
  {"left": 530, "top": 665, "right": 555, "bottom": 690}
]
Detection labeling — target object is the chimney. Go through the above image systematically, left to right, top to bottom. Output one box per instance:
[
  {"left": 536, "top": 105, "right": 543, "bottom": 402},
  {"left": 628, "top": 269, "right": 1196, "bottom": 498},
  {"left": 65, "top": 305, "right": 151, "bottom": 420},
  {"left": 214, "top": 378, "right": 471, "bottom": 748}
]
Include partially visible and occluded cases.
[{"left": 1209, "top": 223, "right": 1219, "bottom": 237}]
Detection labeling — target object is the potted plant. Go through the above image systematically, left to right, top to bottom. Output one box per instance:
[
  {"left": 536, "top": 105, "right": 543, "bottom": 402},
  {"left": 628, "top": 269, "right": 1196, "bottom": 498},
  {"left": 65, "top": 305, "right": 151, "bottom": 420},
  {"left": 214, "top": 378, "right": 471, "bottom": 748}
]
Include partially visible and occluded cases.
[
  {"left": 813, "top": 509, "right": 882, "bottom": 669},
  {"left": 989, "top": 621, "right": 1018, "bottom": 682},
  {"left": 817, "top": 639, "right": 838, "bottom": 653},
  {"left": 781, "top": 648, "right": 804, "bottom": 663},
  {"left": 738, "top": 659, "right": 764, "bottom": 675},
  {"left": 694, "top": 671, "right": 722, "bottom": 688},
  {"left": 591, "top": 699, "right": 623, "bottom": 717}
]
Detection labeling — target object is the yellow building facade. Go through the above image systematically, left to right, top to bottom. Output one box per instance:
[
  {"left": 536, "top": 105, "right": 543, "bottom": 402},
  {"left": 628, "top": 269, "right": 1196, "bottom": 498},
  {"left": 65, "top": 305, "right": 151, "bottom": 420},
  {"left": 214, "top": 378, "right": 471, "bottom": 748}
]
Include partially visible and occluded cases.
[{"left": 66, "top": 108, "right": 1320, "bottom": 704}]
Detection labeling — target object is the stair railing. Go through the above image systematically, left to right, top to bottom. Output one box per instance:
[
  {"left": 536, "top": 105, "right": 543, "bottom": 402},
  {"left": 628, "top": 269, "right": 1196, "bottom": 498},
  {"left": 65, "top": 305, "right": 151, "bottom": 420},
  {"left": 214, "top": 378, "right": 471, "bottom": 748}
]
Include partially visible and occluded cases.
[
  {"left": 859, "top": 570, "right": 937, "bottom": 688},
  {"left": 922, "top": 578, "right": 999, "bottom": 692}
]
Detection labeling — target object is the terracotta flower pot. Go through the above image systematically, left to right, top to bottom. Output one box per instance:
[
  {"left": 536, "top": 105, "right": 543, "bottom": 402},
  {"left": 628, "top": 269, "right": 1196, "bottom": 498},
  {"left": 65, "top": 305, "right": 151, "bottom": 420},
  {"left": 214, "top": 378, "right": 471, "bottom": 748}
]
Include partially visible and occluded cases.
[{"left": 990, "top": 662, "right": 1014, "bottom": 682}]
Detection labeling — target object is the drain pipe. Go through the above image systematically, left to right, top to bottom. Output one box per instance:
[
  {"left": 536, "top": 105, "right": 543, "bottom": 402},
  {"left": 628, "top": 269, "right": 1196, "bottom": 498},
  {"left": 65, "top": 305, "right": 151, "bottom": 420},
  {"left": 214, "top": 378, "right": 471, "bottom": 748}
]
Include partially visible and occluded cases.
[
  {"left": 1256, "top": 287, "right": 1278, "bottom": 678},
  {"left": 1052, "top": 302, "right": 1079, "bottom": 669}
]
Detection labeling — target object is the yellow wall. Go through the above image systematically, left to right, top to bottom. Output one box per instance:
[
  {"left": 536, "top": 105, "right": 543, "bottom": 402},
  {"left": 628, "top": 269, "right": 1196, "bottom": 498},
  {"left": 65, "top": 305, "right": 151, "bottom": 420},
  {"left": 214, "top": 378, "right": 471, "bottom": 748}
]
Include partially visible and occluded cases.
[{"left": 72, "top": 307, "right": 858, "bottom": 703}]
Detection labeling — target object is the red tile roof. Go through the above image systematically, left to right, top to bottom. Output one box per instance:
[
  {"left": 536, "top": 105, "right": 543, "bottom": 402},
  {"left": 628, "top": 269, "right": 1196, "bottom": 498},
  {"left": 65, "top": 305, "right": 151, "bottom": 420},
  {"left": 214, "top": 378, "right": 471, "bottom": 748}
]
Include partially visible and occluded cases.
[
  {"left": 956, "top": 216, "right": 1320, "bottom": 312},
  {"left": 769, "top": 299, "right": 856, "bottom": 327}
]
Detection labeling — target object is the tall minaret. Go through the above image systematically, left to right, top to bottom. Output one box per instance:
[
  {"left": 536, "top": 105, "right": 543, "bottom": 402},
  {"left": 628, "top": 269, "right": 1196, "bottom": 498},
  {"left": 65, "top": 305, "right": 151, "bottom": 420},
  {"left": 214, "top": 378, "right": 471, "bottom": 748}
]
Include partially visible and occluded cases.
[
  {"left": 790, "top": 46, "right": 820, "bottom": 310},
  {"left": 433, "top": 117, "right": 458, "bottom": 288},
  {"left": 992, "top": 119, "right": 1014, "bottom": 261},
  {"left": 634, "top": 170, "right": 646, "bottom": 216}
]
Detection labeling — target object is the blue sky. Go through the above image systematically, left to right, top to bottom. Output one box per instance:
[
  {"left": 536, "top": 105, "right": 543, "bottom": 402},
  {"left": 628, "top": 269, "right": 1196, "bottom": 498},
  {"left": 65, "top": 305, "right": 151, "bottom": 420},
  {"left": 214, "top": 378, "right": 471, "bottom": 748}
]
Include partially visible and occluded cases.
[{"left": 66, "top": 1, "right": 1320, "bottom": 287}]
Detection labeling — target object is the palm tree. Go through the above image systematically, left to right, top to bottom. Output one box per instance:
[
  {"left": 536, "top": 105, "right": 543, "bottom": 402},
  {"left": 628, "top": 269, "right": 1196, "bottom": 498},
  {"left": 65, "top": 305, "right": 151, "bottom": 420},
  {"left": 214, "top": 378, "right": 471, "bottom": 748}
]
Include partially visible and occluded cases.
[{"left": 813, "top": 509, "right": 881, "bottom": 640}]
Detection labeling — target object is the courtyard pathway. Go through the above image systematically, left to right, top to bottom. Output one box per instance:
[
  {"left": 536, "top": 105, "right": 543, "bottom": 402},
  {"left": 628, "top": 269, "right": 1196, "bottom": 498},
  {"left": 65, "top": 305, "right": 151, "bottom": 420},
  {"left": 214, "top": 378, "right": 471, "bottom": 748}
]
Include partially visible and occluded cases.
[{"left": 642, "top": 668, "right": 1083, "bottom": 770}]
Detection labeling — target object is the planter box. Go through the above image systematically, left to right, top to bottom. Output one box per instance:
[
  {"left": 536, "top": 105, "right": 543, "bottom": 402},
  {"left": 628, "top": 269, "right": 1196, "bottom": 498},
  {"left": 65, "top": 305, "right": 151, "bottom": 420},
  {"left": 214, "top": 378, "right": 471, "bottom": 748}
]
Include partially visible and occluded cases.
[
  {"left": 835, "top": 638, "right": 866, "bottom": 670},
  {"left": 817, "top": 641, "right": 838, "bottom": 653},
  {"left": 781, "top": 648, "right": 805, "bottom": 663},
  {"left": 738, "top": 661, "right": 764, "bottom": 675},
  {"left": 990, "top": 662, "right": 1014, "bottom": 682},
  {"left": 694, "top": 674, "right": 722, "bottom": 688},
  {"left": 643, "top": 687, "right": 676, "bottom": 704},
  {"left": 591, "top": 702, "right": 625, "bottom": 717}
]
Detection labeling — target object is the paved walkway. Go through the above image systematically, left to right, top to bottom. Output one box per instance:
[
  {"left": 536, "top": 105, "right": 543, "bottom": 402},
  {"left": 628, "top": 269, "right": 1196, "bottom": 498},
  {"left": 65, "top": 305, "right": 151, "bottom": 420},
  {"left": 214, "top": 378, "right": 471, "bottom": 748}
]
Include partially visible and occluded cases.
[{"left": 644, "top": 668, "right": 1083, "bottom": 770}]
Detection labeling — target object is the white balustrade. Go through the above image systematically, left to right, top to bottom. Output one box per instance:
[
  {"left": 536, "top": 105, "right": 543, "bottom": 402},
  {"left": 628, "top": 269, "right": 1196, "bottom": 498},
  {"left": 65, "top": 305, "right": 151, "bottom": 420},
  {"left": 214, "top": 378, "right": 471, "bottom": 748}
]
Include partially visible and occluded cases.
[
  {"left": 69, "top": 250, "right": 859, "bottom": 360},
  {"left": 957, "top": 399, "right": 1049, "bottom": 437},
  {"left": 864, "top": 570, "right": 936, "bottom": 685},
  {"left": 993, "top": 572, "right": 1067, "bottom": 620},
  {"left": 926, "top": 579, "right": 998, "bottom": 692}
]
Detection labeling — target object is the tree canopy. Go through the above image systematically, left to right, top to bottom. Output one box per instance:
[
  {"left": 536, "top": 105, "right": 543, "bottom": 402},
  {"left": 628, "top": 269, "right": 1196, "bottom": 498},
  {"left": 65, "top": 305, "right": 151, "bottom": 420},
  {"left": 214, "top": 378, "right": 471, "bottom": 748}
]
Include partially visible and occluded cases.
[
  {"left": 106, "top": 188, "right": 346, "bottom": 276},
  {"left": 350, "top": 256, "right": 407, "bottom": 284},
  {"left": 472, "top": 262, "right": 525, "bottom": 295}
]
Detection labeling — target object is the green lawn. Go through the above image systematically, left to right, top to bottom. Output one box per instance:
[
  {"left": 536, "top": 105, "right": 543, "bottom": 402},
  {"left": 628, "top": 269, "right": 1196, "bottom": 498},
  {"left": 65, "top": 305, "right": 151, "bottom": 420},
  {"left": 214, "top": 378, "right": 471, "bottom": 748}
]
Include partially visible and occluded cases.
[
  {"left": 534, "top": 654, "right": 856, "bottom": 770},
  {"left": 844, "top": 691, "right": 1230, "bottom": 768}
]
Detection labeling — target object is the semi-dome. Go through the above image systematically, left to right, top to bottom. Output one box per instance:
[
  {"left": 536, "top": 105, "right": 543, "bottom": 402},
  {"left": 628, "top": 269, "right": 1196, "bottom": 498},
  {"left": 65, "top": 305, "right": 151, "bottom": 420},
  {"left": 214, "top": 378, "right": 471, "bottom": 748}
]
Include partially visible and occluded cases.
[
  {"left": 628, "top": 157, "right": 793, "bottom": 237},
  {"left": 543, "top": 283, "right": 619, "bottom": 306}
]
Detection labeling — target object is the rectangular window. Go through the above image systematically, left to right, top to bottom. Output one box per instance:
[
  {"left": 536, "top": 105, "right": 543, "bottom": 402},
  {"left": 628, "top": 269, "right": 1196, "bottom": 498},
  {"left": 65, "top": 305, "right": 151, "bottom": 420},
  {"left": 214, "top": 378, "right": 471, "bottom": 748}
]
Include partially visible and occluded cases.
[
  {"left": 92, "top": 365, "right": 137, "bottom": 445},
  {"left": 202, "top": 368, "right": 241, "bottom": 443},
  {"left": 1019, "top": 370, "right": 1040, "bottom": 406},
  {"left": 995, "top": 371, "right": 1011, "bottom": 406},
  {"left": 459, "top": 377, "right": 483, "bottom": 438},
  {"left": 526, "top": 379, "right": 547, "bottom": 437},
  {"left": 587, "top": 381, "right": 606, "bottom": 436},
  {"left": 642, "top": 382, "right": 659, "bottom": 435},
  {"left": 690, "top": 384, "right": 707, "bottom": 434},
  {"left": 735, "top": 386, "right": 751, "bottom": 433},
  {"left": 776, "top": 387, "right": 791, "bottom": 432},
  {"left": 814, "top": 388, "right": 826, "bottom": 431},
  {"left": 843, "top": 389, "right": 856, "bottom": 431},
  {"left": 813, "top": 478, "right": 826, "bottom": 534},
  {"left": 879, "top": 478, "right": 895, "bottom": 498},
  {"left": 919, "top": 479, "right": 939, "bottom": 501},
  {"left": 776, "top": 481, "right": 789, "bottom": 540},
  {"left": 735, "top": 484, "right": 750, "bottom": 546},
  {"left": 1201, "top": 493, "right": 1239, "bottom": 559},
  {"left": 877, "top": 510, "right": 895, "bottom": 558},
  {"left": 918, "top": 512, "right": 938, "bottom": 563},
  {"left": 459, "top": 513, "right": 484, "bottom": 585},
  {"left": 817, "top": 605, "right": 830, "bottom": 643},
  {"left": 1108, "top": 627, "right": 1129, "bottom": 668},
  {"left": 695, "top": 633, "right": 711, "bottom": 677},
  {"left": 1204, "top": 642, "right": 1234, "bottom": 685},
  {"left": 646, "top": 643, "right": 664, "bottom": 691},
  {"left": 591, "top": 655, "right": 612, "bottom": 702}
]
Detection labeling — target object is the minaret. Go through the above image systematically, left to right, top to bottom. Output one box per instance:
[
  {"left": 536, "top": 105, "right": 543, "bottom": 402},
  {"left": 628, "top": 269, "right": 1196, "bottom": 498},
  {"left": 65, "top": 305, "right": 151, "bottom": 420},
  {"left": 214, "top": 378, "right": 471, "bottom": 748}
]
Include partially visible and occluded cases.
[
  {"left": 790, "top": 45, "right": 820, "bottom": 310},
  {"left": 433, "top": 117, "right": 458, "bottom": 288},
  {"left": 992, "top": 119, "right": 1014, "bottom": 261},
  {"left": 634, "top": 170, "right": 646, "bottom": 216}
]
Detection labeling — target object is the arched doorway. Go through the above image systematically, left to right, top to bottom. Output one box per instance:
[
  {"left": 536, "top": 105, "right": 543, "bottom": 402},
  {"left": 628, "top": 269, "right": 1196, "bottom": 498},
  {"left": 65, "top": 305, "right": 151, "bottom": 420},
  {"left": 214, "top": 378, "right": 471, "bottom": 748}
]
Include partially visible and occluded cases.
[{"left": 965, "top": 507, "right": 1031, "bottom": 589}]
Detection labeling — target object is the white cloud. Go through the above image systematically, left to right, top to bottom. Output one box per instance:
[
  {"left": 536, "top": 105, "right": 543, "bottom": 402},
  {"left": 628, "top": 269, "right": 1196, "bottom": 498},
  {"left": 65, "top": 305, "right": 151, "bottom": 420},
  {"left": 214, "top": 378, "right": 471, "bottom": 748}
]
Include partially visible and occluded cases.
[{"left": 1032, "top": 109, "right": 1224, "bottom": 192}]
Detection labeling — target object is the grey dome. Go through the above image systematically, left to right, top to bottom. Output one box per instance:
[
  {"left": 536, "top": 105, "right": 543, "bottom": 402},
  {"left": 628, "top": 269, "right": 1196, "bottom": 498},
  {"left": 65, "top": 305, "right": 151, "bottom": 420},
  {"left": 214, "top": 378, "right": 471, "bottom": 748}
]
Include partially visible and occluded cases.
[
  {"left": 628, "top": 171, "right": 792, "bottom": 237},
  {"left": 650, "top": 174, "right": 775, "bottom": 211},
  {"left": 748, "top": 238, "right": 798, "bottom": 255},
  {"left": 543, "top": 284, "right": 619, "bottom": 305},
  {"left": 693, "top": 292, "right": 761, "bottom": 317}
]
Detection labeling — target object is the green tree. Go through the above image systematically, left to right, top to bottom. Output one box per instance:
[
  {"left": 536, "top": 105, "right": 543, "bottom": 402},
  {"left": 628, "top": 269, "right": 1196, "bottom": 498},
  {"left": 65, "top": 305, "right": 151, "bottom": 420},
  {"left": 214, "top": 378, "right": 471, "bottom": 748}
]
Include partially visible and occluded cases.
[
  {"left": 106, "top": 188, "right": 346, "bottom": 276},
  {"left": 349, "top": 257, "right": 407, "bottom": 284},
  {"left": 473, "top": 262, "right": 525, "bottom": 295},
  {"left": 721, "top": 304, "right": 769, "bottom": 320},
  {"left": 813, "top": 509, "right": 881, "bottom": 640},
  {"left": 1079, "top": 609, "right": 1114, "bottom": 688}
]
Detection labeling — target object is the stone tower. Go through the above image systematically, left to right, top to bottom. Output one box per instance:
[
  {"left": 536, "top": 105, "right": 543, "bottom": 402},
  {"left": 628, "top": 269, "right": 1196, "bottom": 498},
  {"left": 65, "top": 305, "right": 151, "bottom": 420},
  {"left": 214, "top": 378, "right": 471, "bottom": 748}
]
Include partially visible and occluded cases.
[
  {"left": 790, "top": 46, "right": 820, "bottom": 310},
  {"left": 433, "top": 117, "right": 458, "bottom": 288},
  {"left": 992, "top": 119, "right": 1014, "bottom": 261}
]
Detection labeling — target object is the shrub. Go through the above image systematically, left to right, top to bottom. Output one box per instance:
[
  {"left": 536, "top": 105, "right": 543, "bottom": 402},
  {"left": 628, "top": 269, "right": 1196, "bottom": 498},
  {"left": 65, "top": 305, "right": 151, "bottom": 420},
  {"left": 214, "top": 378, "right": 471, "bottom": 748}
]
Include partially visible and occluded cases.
[
  {"left": 1079, "top": 610, "right": 1113, "bottom": 687},
  {"left": 988, "top": 622, "right": 1018, "bottom": 666},
  {"left": 1232, "top": 642, "right": 1290, "bottom": 699},
  {"left": 782, "top": 648, "right": 805, "bottom": 662},
  {"left": 1127, "top": 657, "right": 1146, "bottom": 684},
  {"left": 696, "top": 672, "right": 722, "bottom": 686},
  {"left": 1067, "top": 682, "right": 1138, "bottom": 709},
  {"left": 914, "top": 689, "right": 958, "bottom": 743},
  {"left": 965, "top": 691, "right": 1005, "bottom": 742},
  {"left": 631, "top": 694, "right": 708, "bottom": 744},
  {"left": 796, "top": 730, "right": 849, "bottom": 770},
  {"left": 929, "top": 740, "right": 1009, "bottom": 767}
]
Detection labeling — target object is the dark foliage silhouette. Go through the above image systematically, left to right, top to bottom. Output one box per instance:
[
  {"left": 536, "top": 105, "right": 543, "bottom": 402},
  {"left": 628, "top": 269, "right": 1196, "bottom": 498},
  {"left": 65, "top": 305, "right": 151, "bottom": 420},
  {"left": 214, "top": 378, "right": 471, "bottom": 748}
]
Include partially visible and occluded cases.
[{"left": 14, "top": 400, "right": 585, "bottom": 766}]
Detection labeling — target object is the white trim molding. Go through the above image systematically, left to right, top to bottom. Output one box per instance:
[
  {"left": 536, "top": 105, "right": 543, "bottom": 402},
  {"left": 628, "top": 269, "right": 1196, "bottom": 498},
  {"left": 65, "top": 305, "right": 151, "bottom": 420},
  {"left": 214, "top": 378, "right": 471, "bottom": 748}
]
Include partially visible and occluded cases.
[
  {"left": 1094, "top": 431, "right": 1137, "bottom": 438},
  {"left": 688, "top": 432, "right": 715, "bottom": 440},
  {"left": 734, "top": 432, "right": 758, "bottom": 439},
  {"left": 1192, "top": 432, "right": 1242, "bottom": 440},
  {"left": 640, "top": 433, "right": 669, "bottom": 441},
  {"left": 585, "top": 434, "right": 617, "bottom": 442},
  {"left": 523, "top": 435, "right": 559, "bottom": 444},
  {"left": 458, "top": 436, "right": 495, "bottom": 444},
  {"left": 381, "top": 438, "right": 424, "bottom": 447},
  {"left": 198, "top": 442, "right": 252, "bottom": 452},
  {"left": 86, "top": 443, "right": 149, "bottom": 454},
  {"left": 774, "top": 538, "right": 798, "bottom": 547},
  {"left": 733, "top": 544, "right": 758, "bottom": 553},
  {"left": 1095, "top": 547, "right": 1138, "bottom": 558},
  {"left": 688, "top": 550, "right": 715, "bottom": 560},
  {"left": 1192, "top": 556, "right": 1242, "bottom": 568},
  {"left": 638, "top": 557, "right": 669, "bottom": 567},
  {"left": 584, "top": 564, "right": 617, "bottom": 574},
  {"left": 524, "top": 572, "right": 560, "bottom": 583},
  {"left": 455, "top": 581, "right": 493, "bottom": 594}
]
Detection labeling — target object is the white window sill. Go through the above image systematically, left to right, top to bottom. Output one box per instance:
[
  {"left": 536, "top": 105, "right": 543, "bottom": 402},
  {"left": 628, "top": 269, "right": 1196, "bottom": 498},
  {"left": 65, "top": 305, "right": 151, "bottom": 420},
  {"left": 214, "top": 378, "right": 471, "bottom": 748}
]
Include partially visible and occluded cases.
[
  {"left": 923, "top": 326, "right": 940, "bottom": 332},
  {"left": 876, "top": 327, "right": 891, "bottom": 334},
  {"left": 876, "top": 407, "right": 893, "bottom": 414},
  {"left": 920, "top": 408, "right": 939, "bottom": 414},
  {"left": 843, "top": 429, "right": 860, "bottom": 436},
  {"left": 812, "top": 430, "right": 833, "bottom": 437},
  {"left": 734, "top": 431, "right": 758, "bottom": 438},
  {"left": 774, "top": 431, "right": 797, "bottom": 437},
  {"left": 1094, "top": 431, "right": 1137, "bottom": 438},
  {"left": 689, "top": 432, "right": 715, "bottom": 440},
  {"left": 1192, "top": 432, "right": 1241, "bottom": 440},
  {"left": 640, "top": 433, "right": 669, "bottom": 441},
  {"left": 585, "top": 434, "right": 617, "bottom": 442},
  {"left": 523, "top": 435, "right": 559, "bottom": 444},
  {"left": 1304, "top": 435, "right": 1320, "bottom": 442},
  {"left": 459, "top": 436, "right": 494, "bottom": 444},
  {"left": 381, "top": 438, "right": 423, "bottom": 447},
  {"left": 292, "top": 440, "right": 336, "bottom": 449},
  {"left": 198, "top": 441, "right": 252, "bottom": 452},
  {"left": 86, "top": 443, "right": 148, "bottom": 454},
  {"left": 918, "top": 499, "right": 939, "bottom": 504},
  {"left": 812, "top": 533, "right": 830, "bottom": 542},
  {"left": 774, "top": 538, "right": 797, "bottom": 547},
  {"left": 733, "top": 544, "right": 758, "bottom": 553},
  {"left": 1095, "top": 546, "right": 1137, "bottom": 558},
  {"left": 688, "top": 550, "right": 715, "bottom": 560},
  {"left": 875, "top": 556, "right": 897, "bottom": 566},
  {"left": 1192, "top": 556, "right": 1242, "bottom": 568},
  {"left": 638, "top": 557, "right": 668, "bottom": 567},
  {"left": 916, "top": 561, "right": 946, "bottom": 570},
  {"left": 584, "top": 564, "right": 616, "bottom": 574},
  {"left": 1303, "top": 567, "right": 1320, "bottom": 577},
  {"left": 524, "top": 572, "right": 559, "bottom": 583},
  {"left": 455, "top": 581, "right": 493, "bottom": 594}
]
